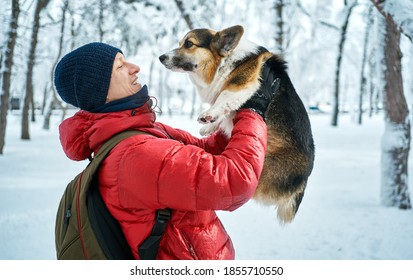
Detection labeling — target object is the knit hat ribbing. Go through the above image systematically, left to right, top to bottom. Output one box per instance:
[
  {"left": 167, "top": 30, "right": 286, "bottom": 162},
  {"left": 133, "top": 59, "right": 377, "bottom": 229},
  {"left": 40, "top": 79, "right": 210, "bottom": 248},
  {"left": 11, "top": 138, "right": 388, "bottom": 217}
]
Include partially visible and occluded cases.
[{"left": 54, "top": 42, "right": 122, "bottom": 112}]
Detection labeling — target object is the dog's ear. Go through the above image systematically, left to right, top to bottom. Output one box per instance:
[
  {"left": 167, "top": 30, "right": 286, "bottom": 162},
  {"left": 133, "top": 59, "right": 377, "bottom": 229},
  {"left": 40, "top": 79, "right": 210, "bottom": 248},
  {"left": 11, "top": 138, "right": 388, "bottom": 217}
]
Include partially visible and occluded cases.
[{"left": 211, "top": 25, "right": 244, "bottom": 56}]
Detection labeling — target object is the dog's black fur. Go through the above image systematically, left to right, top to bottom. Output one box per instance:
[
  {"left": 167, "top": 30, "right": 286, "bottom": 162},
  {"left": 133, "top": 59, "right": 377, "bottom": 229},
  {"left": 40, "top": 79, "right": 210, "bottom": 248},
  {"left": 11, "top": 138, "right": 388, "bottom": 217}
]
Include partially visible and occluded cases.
[{"left": 256, "top": 55, "right": 315, "bottom": 221}]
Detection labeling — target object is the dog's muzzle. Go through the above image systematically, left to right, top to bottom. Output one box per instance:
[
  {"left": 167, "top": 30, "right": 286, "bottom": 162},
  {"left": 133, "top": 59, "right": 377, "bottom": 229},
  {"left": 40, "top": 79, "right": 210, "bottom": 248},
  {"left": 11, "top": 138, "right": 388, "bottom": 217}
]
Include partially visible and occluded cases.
[{"left": 159, "top": 54, "right": 195, "bottom": 72}]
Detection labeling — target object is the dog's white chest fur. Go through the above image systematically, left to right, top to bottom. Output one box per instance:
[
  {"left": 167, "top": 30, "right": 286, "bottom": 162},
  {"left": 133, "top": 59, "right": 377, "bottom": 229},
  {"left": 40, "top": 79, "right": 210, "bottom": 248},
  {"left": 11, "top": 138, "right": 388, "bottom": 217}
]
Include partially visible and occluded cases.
[{"left": 191, "top": 40, "right": 262, "bottom": 137}]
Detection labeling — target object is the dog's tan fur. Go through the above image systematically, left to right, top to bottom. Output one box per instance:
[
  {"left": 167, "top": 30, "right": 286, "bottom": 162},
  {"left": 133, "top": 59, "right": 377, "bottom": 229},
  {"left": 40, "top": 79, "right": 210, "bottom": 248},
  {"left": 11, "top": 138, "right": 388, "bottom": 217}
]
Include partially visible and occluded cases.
[{"left": 160, "top": 25, "right": 315, "bottom": 224}]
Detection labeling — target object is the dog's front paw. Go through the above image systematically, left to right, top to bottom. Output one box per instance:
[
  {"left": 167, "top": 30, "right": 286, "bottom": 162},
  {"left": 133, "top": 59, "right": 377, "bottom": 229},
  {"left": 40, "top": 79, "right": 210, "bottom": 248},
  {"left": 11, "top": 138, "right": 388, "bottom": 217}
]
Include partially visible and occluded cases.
[
  {"left": 197, "top": 111, "right": 217, "bottom": 124},
  {"left": 200, "top": 123, "right": 219, "bottom": 136}
]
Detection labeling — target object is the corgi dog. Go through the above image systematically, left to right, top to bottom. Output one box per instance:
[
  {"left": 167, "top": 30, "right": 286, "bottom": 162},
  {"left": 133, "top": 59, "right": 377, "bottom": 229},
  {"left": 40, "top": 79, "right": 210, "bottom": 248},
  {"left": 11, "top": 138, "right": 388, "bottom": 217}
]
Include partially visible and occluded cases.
[{"left": 159, "top": 25, "right": 315, "bottom": 224}]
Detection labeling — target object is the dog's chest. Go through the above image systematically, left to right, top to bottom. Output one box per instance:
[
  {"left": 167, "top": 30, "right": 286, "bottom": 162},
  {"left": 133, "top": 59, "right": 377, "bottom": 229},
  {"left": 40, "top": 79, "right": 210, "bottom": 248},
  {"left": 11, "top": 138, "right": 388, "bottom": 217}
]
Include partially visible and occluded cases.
[
  {"left": 196, "top": 60, "right": 237, "bottom": 105},
  {"left": 198, "top": 80, "right": 226, "bottom": 105}
]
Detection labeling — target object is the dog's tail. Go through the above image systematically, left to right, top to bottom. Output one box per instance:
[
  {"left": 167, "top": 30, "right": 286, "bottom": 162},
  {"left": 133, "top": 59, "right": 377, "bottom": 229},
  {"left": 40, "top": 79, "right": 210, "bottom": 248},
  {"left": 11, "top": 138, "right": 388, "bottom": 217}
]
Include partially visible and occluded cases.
[
  {"left": 253, "top": 176, "right": 307, "bottom": 224},
  {"left": 274, "top": 183, "right": 306, "bottom": 224}
]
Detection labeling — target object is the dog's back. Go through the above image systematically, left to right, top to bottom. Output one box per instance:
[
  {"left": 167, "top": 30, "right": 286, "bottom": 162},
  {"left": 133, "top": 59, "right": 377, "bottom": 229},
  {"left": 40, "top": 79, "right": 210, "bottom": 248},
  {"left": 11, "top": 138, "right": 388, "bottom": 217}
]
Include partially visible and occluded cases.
[{"left": 254, "top": 55, "right": 315, "bottom": 223}]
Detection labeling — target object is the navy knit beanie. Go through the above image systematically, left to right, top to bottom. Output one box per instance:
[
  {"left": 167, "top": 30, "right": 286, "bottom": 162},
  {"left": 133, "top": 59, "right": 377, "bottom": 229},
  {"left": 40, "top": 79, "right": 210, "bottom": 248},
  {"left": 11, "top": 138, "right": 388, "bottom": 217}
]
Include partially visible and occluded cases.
[{"left": 54, "top": 42, "right": 122, "bottom": 112}]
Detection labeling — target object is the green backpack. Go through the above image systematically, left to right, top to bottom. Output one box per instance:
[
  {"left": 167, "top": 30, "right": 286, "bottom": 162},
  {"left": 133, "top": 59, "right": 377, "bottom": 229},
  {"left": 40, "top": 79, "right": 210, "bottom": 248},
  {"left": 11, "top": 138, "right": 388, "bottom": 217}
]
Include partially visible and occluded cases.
[{"left": 55, "top": 130, "right": 171, "bottom": 260}]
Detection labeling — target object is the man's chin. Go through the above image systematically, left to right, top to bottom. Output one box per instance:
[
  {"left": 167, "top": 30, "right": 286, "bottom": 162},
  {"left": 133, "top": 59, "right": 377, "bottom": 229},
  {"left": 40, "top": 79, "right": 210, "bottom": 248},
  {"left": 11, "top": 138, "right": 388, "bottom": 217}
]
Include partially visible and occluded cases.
[{"left": 132, "top": 83, "right": 142, "bottom": 92}]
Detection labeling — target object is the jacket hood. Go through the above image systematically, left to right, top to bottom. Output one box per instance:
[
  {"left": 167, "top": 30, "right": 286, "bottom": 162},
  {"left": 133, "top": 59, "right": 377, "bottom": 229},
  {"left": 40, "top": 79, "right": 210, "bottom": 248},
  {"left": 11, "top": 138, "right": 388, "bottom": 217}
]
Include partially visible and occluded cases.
[{"left": 59, "top": 102, "right": 157, "bottom": 161}]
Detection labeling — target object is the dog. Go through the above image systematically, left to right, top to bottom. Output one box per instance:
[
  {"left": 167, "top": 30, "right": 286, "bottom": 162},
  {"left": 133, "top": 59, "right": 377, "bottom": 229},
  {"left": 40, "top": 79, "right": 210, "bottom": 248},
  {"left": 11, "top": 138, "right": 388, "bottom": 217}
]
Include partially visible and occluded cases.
[{"left": 159, "top": 25, "right": 315, "bottom": 224}]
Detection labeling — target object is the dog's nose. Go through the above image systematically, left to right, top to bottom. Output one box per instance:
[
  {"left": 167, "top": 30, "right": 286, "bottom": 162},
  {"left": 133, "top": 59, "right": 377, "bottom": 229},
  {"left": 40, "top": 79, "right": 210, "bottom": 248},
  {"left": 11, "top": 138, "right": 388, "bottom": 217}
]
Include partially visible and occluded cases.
[{"left": 159, "top": 54, "right": 167, "bottom": 63}]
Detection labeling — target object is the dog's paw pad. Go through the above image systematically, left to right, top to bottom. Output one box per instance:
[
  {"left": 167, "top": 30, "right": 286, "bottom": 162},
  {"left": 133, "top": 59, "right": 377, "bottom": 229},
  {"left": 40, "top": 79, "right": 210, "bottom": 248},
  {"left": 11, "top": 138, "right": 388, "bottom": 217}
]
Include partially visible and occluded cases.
[{"left": 198, "top": 115, "right": 215, "bottom": 124}]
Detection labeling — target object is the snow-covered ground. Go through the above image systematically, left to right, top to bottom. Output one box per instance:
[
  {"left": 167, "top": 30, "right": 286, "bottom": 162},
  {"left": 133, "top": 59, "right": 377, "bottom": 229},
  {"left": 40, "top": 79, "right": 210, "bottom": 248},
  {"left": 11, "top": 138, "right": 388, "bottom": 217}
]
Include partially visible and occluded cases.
[{"left": 0, "top": 110, "right": 412, "bottom": 260}]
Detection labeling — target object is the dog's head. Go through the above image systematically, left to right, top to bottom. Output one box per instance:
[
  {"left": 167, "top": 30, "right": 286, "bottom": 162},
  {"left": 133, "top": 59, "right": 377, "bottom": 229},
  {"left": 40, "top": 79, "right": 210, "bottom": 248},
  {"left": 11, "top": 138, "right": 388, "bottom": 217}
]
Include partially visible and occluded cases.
[{"left": 159, "top": 25, "right": 244, "bottom": 84}]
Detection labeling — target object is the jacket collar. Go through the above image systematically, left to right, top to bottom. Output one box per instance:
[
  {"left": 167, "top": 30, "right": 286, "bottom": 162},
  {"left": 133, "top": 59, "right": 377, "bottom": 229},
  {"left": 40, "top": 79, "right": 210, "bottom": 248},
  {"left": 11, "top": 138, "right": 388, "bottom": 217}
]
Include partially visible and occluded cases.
[{"left": 59, "top": 102, "right": 156, "bottom": 161}]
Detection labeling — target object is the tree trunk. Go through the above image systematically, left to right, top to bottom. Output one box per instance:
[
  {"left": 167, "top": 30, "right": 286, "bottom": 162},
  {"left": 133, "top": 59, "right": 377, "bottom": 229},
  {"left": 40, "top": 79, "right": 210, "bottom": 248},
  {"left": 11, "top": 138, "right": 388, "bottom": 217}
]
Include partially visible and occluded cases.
[
  {"left": 0, "top": 0, "right": 20, "bottom": 154},
  {"left": 22, "top": 0, "right": 50, "bottom": 140},
  {"left": 43, "top": 0, "right": 68, "bottom": 130},
  {"left": 98, "top": 0, "right": 105, "bottom": 41},
  {"left": 174, "top": 0, "right": 194, "bottom": 29},
  {"left": 275, "top": 0, "right": 284, "bottom": 54},
  {"left": 371, "top": 0, "right": 413, "bottom": 43},
  {"left": 331, "top": 1, "right": 357, "bottom": 126},
  {"left": 357, "top": 6, "right": 373, "bottom": 125},
  {"left": 379, "top": 11, "right": 411, "bottom": 209},
  {"left": 368, "top": 20, "right": 382, "bottom": 119},
  {"left": 368, "top": 49, "right": 376, "bottom": 118},
  {"left": 0, "top": 50, "right": 3, "bottom": 84},
  {"left": 41, "top": 82, "right": 48, "bottom": 115},
  {"left": 31, "top": 96, "right": 36, "bottom": 122}
]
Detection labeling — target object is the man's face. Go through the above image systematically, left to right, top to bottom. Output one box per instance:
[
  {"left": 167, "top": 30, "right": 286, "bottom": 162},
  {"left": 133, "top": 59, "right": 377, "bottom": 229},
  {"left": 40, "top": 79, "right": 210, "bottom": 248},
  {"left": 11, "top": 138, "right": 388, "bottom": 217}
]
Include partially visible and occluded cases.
[{"left": 106, "top": 52, "right": 142, "bottom": 102}]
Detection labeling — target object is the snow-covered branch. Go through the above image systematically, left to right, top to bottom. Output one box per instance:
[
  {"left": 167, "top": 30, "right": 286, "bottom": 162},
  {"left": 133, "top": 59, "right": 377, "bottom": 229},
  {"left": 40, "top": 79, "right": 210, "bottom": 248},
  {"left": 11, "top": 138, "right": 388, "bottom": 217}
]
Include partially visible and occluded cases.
[{"left": 371, "top": 0, "right": 413, "bottom": 42}]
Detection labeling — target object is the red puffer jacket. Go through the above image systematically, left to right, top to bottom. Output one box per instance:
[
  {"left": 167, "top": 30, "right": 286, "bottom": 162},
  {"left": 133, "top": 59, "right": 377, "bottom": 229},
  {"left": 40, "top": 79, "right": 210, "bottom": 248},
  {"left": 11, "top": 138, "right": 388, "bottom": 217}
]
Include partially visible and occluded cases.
[{"left": 59, "top": 102, "right": 267, "bottom": 260}]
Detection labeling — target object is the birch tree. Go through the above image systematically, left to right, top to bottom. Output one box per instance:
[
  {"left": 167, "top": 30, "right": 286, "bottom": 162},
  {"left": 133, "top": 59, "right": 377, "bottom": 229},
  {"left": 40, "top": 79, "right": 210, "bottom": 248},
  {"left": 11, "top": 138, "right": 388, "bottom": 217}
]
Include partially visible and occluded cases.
[{"left": 0, "top": 0, "right": 20, "bottom": 154}]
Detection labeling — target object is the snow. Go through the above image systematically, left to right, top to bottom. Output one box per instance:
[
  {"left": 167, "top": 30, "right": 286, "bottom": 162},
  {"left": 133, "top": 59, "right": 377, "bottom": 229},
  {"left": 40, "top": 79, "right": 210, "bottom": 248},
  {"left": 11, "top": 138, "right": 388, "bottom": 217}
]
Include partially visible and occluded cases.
[{"left": 0, "top": 109, "right": 412, "bottom": 260}]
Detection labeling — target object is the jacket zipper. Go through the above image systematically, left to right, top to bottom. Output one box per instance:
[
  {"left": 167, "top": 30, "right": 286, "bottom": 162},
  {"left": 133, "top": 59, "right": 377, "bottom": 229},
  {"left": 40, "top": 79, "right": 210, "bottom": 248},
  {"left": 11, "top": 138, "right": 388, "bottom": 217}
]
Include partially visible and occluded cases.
[{"left": 181, "top": 231, "right": 198, "bottom": 260}]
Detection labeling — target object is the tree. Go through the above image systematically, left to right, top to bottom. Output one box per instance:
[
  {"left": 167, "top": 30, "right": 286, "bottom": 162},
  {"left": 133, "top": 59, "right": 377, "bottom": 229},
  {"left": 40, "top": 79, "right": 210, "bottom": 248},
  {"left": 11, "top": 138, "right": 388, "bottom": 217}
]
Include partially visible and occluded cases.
[
  {"left": 0, "top": 0, "right": 20, "bottom": 154},
  {"left": 21, "top": 0, "right": 51, "bottom": 140},
  {"left": 43, "top": 0, "right": 68, "bottom": 130},
  {"left": 98, "top": 0, "right": 105, "bottom": 41},
  {"left": 174, "top": 0, "right": 195, "bottom": 29},
  {"left": 274, "top": 0, "right": 285, "bottom": 54},
  {"left": 331, "top": 0, "right": 357, "bottom": 126},
  {"left": 371, "top": 0, "right": 411, "bottom": 209},
  {"left": 371, "top": 0, "right": 412, "bottom": 43},
  {"left": 357, "top": 5, "right": 373, "bottom": 125},
  {"left": 368, "top": 23, "right": 381, "bottom": 118}
]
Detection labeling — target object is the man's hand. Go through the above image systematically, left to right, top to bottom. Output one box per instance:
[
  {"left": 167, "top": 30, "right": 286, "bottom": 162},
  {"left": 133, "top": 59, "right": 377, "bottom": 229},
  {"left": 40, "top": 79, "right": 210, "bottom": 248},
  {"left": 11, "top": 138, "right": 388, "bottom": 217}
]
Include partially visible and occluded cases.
[{"left": 240, "top": 63, "right": 279, "bottom": 119}]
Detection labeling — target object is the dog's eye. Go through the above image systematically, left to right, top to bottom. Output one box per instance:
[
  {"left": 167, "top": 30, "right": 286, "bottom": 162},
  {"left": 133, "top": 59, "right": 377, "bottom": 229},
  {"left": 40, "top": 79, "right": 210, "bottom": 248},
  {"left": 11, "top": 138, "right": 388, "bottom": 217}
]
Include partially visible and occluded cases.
[{"left": 184, "top": 40, "right": 194, "bottom": 49}]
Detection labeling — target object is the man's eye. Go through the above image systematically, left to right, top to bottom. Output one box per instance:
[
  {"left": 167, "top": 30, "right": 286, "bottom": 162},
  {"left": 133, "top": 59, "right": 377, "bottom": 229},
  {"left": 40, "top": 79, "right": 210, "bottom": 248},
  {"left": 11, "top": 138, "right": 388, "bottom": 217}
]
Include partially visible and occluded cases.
[
  {"left": 184, "top": 40, "right": 193, "bottom": 48},
  {"left": 118, "top": 64, "right": 124, "bottom": 69}
]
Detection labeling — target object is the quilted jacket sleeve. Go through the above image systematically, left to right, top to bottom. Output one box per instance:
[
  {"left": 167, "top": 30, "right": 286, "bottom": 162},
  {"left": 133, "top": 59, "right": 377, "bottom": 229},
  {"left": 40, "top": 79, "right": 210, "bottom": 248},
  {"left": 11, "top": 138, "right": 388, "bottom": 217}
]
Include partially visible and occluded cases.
[
  {"left": 114, "top": 110, "right": 267, "bottom": 212},
  {"left": 156, "top": 122, "right": 230, "bottom": 155}
]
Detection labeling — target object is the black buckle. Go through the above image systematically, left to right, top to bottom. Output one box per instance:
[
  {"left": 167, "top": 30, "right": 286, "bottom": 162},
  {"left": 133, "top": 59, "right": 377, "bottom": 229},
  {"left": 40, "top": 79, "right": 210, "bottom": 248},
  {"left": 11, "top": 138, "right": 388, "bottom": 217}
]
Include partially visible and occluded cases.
[{"left": 156, "top": 209, "right": 171, "bottom": 223}]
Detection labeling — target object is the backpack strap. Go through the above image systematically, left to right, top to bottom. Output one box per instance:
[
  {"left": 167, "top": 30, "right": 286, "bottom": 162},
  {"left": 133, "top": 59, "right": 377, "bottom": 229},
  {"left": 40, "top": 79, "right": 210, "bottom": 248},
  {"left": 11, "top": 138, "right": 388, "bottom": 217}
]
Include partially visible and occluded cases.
[
  {"left": 86, "top": 130, "right": 145, "bottom": 260},
  {"left": 92, "top": 130, "right": 143, "bottom": 162},
  {"left": 88, "top": 178, "right": 135, "bottom": 259},
  {"left": 138, "top": 208, "right": 171, "bottom": 260}
]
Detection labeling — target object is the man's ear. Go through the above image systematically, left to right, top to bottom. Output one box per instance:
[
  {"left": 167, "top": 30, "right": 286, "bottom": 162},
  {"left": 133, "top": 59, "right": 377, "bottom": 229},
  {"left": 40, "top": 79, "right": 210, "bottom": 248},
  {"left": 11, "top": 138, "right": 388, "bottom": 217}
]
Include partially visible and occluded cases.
[{"left": 211, "top": 25, "right": 244, "bottom": 57}]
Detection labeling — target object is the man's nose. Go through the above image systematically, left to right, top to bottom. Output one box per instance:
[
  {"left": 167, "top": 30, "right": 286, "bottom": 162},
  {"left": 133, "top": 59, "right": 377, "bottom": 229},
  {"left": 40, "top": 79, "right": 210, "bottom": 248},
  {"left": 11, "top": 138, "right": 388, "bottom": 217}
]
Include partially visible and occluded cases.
[{"left": 127, "top": 62, "right": 140, "bottom": 74}]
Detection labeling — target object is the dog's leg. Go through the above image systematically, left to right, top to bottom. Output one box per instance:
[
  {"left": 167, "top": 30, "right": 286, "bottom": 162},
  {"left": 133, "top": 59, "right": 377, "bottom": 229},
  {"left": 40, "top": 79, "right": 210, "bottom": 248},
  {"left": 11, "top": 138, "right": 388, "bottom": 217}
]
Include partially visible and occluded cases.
[
  {"left": 198, "top": 87, "right": 256, "bottom": 124},
  {"left": 199, "top": 112, "right": 235, "bottom": 136},
  {"left": 200, "top": 121, "right": 222, "bottom": 136}
]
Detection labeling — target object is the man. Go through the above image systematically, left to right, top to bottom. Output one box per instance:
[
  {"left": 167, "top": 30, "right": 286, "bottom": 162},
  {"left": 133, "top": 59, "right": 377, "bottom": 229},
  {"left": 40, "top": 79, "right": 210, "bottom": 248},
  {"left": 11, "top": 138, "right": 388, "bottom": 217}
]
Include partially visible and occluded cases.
[{"left": 54, "top": 42, "right": 274, "bottom": 259}]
